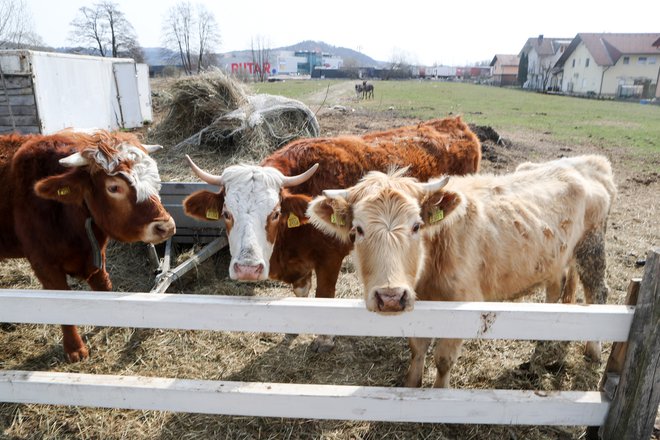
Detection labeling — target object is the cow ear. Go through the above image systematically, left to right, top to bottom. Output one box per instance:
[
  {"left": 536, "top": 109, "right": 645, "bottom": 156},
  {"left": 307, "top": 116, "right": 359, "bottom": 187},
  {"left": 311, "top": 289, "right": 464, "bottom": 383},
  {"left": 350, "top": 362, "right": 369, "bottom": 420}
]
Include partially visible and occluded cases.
[
  {"left": 34, "top": 171, "right": 86, "bottom": 205},
  {"left": 419, "top": 189, "right": 462, "bottom": 230},
  {"left": 183, "top": 190, "right": 225, "bottom": 221},
  {"left": 280, "top": 192, "right": 312, "bottom": 227},
  {"left": 306, "top": 194, "right": 352, "bottom": 242}
]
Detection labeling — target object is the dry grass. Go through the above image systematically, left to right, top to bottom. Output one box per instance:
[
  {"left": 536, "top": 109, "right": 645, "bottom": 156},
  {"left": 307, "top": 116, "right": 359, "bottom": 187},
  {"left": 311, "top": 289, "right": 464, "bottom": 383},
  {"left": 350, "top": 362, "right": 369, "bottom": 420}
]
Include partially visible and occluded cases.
[
  {"left": 150, "top": 70, "right": 319, "bottom": 166},
  {"left": 1, "top": 83, "right": 658, "bottom": 439}
]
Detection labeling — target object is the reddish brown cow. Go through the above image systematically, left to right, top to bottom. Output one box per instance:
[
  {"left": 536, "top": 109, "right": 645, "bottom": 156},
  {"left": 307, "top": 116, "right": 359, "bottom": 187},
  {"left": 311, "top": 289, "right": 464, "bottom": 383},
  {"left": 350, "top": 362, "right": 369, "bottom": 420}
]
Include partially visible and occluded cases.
[
  {"left": 183, "top": 116, "right": 481, "bottom": 351},
  {"left": 0, "top": 130, "right": 176, "bottom": 362}
]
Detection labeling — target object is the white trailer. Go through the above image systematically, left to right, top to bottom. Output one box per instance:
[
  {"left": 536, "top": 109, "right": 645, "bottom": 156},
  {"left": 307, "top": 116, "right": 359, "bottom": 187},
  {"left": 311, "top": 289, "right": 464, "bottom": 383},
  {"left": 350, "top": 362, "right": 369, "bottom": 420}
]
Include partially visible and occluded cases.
[{"left": 0, "top": 50, "right": 152, "bottom": 134}]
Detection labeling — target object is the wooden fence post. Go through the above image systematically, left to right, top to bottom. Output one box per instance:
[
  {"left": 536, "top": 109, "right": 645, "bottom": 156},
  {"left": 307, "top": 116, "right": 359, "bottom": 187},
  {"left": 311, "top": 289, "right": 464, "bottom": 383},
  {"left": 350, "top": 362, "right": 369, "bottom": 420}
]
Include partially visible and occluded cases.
[{"left": 600, "top": 248, "right": 660, "bottom": 440}]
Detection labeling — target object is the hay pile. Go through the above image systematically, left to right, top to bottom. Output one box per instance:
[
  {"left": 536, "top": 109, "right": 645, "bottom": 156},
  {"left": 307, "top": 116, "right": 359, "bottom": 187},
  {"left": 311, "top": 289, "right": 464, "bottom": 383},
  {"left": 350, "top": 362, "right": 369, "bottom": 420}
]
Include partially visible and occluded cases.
[{"left": 153, "top": 70, "right": 319, "bottom": 162}]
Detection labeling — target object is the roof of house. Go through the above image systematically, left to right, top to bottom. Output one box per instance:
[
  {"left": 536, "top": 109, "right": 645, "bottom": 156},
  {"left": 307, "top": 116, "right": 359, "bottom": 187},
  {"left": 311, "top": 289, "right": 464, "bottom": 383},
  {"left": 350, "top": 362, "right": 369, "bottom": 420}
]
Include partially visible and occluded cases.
[
  {"left": 555, "top": 33, "right": 660, "bottom": 68},
  {"left": 520, "top": 35, "right": 572, "bottom": 57},
  {"left": 489, "top": 54, "right": 520, "bottom": 67}
]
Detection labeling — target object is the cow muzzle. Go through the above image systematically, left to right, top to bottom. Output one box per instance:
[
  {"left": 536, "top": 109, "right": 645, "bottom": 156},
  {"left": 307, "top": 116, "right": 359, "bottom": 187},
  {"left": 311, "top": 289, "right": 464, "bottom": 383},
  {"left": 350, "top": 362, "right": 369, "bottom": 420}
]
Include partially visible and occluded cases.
[
  {"left": 144, "top": 217, "right": 176, "bottom": 244},
  {"left": 232, "top": 262, "right": 267, "bottom": 281},
  {"left": 371, "top": 287, "right": 412, "bottom": 313}
]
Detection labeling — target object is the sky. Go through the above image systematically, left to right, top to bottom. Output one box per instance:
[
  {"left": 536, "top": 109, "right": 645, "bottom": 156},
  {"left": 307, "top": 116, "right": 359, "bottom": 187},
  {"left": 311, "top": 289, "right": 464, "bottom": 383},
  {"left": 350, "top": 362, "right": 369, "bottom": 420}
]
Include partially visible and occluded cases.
[{"left": 26, "top": 0, "right": 660, "bottom": 66}]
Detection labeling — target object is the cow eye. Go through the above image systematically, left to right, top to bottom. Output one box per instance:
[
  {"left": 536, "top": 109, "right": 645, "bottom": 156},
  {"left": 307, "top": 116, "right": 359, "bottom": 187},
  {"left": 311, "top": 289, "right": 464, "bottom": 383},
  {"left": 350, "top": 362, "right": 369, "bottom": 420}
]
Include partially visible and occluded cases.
[
  {"left": 107, "top": 184, "right": 121, "bottom": 194},
  {"left": 222, "top": 210, "right": 232, "bottom": 220},
  {"left": 272, "top": 210, "right": 281, "bottom": 221},
  {"left": 412, "top": 222, "right": 422, "bottom": 233},
  {"left": 355, "top": 226, "right": 364, "bottom": 236}
]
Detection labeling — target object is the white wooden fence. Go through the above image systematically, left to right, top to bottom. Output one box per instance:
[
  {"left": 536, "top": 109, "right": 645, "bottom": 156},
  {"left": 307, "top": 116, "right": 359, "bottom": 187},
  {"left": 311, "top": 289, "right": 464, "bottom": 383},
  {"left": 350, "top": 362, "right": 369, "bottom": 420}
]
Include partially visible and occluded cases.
[{"left": 0, "top": 248, "right": 658, "bottom": 439}]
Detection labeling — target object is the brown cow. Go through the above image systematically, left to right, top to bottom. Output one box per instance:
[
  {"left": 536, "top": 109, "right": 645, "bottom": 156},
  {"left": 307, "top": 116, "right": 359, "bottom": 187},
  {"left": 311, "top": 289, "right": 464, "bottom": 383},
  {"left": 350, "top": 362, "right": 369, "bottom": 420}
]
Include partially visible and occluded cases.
[
  {"left": 183, "top": 116, "right": 481, "bottom": 352},
  {"left": 0, "top": 130, "right": 176, "bottom": 362},
  {"left": 308, "top": 155, "right": 615, "bottom": 387}
]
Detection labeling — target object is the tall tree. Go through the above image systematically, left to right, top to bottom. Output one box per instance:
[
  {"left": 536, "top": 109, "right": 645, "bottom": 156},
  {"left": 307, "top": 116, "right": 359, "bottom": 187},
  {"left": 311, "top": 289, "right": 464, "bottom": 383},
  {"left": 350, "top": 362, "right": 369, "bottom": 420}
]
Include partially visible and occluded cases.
[
  {"left": 0, "top": 0, "right": 43, "bottom": 48},
  {"left": 69, "top": 1, "right": 143, "bottom": 61},
  {"left": 162, "top": 1, "right": 221, "bottom": 75},
  {"left": 250, "top": 35, "right": 271, "bottom": 82}
]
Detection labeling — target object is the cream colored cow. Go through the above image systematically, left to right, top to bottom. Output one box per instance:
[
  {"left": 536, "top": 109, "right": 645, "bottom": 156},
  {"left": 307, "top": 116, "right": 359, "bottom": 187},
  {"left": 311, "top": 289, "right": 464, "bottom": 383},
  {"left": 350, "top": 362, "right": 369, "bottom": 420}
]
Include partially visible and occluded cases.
[{"left": 308, "top": 155, "right": 616, "bottom": 388}]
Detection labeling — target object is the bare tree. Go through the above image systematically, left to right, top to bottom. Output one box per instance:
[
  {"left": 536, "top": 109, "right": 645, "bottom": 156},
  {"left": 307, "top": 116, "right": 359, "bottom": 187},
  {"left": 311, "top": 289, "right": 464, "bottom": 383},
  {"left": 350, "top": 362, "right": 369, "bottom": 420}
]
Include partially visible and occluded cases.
[
  {"left": 0, "top": 0, "right": 43, "bottom": 48},
  {"left": 69, "top": 1, "right": 142, "bottom": 61},
  {"left": 162, "top": 1, "right": 221, "bottom": 75},
  {"left": 196, "top": 4, "right": 220, "bottom": 72},
  {"left": 250, "top": 35, "right": 271, "bottom": 82}
]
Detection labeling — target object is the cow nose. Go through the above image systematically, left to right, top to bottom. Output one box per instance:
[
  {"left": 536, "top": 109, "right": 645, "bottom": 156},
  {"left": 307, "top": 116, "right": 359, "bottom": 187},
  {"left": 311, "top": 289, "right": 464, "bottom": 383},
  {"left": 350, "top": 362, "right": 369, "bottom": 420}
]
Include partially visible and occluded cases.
[
  {"left": 152, "top": 217, "right": 176, "bottom": 240},
  {"left": 233, "top": 263, "right": 265, "bottom": 281},
  {"left": 375, "top": 287, "right": 409, "bottom": 312}
]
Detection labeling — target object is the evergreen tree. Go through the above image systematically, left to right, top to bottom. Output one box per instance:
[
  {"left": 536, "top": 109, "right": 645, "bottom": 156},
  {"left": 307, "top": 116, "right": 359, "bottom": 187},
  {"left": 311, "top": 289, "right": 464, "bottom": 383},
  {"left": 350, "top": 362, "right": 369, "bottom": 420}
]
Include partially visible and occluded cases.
[{"left": 517, "top": 52, "right": 528, "bottom": 87}]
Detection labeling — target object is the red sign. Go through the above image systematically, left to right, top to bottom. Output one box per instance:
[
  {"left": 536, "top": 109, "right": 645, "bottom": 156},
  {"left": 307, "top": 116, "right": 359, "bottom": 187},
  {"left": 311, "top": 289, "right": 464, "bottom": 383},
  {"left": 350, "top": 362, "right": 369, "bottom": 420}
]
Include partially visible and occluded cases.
[{"left": 231, "top": 62, "right": 271, "bottom": 74}]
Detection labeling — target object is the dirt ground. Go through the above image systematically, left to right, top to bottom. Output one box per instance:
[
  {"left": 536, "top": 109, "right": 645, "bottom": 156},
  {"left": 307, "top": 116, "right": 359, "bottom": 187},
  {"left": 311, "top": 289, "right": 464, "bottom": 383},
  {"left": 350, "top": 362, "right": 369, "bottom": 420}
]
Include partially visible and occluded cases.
[{"left": 0, "top": 87, "right": 658, "bottom": 439}]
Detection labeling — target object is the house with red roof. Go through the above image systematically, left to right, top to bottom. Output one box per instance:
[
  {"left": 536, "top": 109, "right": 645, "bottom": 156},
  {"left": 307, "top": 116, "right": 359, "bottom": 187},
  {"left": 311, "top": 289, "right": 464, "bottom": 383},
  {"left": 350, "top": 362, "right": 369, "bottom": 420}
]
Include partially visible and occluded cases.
[{"left": 553, "top": 33, "right": 660, "bottom": 98}]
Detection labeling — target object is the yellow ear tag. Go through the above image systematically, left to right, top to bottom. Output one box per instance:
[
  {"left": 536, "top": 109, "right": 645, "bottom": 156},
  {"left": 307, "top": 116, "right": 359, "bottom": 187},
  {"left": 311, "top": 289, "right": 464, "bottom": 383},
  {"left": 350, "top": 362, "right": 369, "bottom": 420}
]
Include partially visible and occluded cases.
[
  {"left": 57, "top": 186, "right": 71, "bottom": 196},
  {"left": 205, "top": 208, "right": 219, "bottom": 220},
  {"left": 429, "top": 208, "right": 444, "bottom": 224},
  {"left": 287, "top": 212, "right": 301, "bottom": 228},
  {"left": 330, "top": 213, "right": 345, "bottom": 226}
]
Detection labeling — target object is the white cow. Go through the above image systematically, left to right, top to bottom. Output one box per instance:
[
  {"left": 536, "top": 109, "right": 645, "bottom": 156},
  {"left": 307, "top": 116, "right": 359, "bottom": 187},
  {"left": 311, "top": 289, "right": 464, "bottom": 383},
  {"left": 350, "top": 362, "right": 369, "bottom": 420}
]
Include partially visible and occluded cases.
[{"left": 308, "top": 155, "right": 616, "bottom": 387}]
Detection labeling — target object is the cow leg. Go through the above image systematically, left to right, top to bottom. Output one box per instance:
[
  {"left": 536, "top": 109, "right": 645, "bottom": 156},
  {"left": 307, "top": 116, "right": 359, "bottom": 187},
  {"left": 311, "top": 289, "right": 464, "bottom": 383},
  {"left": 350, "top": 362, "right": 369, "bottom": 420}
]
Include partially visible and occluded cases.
[
  {"left": 575, "top": 231, "right": 608, "bottom": 361},
  {"left": 309, "top": 259, "right": 344, "bottom": 353},
  {"left": 561, "top": 264, "right": 578, "bottom": 304},
  {"left": 31, "top": 266, "right": 89, "bottom": 362},
  {"left": 86, "top": 269, "right": 112, "bottom": 291},
  {"left": 292, "top": 273, "right": 312, "bottom": 297},
  {"left": 404, "top": 337, "right": 433, "bottom": 387},
  {"left": 432, "top": 338, "right": 463, "bottom": 388}
]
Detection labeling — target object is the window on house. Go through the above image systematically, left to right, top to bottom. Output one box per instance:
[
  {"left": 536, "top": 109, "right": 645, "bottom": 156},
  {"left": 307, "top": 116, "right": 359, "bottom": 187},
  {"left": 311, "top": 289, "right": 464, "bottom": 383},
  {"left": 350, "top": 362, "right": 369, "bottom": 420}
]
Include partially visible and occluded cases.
[
  {"left": 623, "top": 56, "right": 630, "bottom": 64},
  {"left": 638, "top": 57, "right": 647, "bottom": 64},
  {"left": 649, "top": 57, "right": 657, "bottom": 65},
  {"left": 586, "top": 58, "right": 590, "bottom": 67},
  {"left": 572, "top": 59, "right": 575, "bottom": 67}
]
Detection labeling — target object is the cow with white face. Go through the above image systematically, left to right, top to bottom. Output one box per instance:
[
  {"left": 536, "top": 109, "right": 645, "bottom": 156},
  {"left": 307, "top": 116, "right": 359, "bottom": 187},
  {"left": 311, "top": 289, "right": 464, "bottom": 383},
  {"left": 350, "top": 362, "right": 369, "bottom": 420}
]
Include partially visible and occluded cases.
[
  {"left": 182, "top": 116, "right": 483, "bottom": 352},
  {"left": 308, "top": 155, "right": 615, "bottom": 387},
  {"left": 183, "top": 157, "right": 320, "bottom": 282}
]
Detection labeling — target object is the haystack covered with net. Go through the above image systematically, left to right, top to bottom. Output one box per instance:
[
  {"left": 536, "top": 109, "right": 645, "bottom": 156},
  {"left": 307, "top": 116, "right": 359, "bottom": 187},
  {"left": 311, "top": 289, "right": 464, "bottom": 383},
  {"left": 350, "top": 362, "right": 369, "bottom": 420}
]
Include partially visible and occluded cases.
[{"left": 153, "top": 70, "right": 320, "bottom": 162}]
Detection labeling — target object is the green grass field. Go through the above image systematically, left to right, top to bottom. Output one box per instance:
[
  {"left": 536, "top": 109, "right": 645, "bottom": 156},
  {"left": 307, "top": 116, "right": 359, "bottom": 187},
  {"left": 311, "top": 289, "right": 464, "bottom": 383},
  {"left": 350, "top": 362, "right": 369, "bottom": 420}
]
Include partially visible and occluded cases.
[{"left": 254, "top": 80, "right": 660, "bottom": 154}]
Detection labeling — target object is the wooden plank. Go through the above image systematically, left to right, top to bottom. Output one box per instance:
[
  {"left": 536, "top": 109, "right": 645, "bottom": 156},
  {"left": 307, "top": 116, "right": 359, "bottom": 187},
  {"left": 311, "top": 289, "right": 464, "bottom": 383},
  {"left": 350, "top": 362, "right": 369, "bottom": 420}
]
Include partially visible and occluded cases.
[
  {"left": 1, "top": 75, "right": 32, "bottom": 89},
  {"left": 0, "top": 95, "right": 35, "bottom": 106},
  {"left": 0, "top": 105, "right": 37, "bottom": 117},
  {"left": 0, "top": 115, "right": 38, "bottom": 126},
  {"left": 0, "top": 126, "right": 39, "bottom": 134},
  {"left": 601, "top": 248, "right": 660, "bottom": 440},
  {"left": 0, "top": 290, "right": 634, "bottom": 341},
  {"left": 0, "top": 370, "right": 610, "bottom": 425}
]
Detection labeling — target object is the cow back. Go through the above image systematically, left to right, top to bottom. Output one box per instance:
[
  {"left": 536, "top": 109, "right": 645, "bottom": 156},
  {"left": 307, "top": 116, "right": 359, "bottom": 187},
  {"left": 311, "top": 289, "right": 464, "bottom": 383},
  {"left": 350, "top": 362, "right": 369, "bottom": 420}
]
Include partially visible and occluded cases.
[{"left": 261, "top": 116, "right": 481, "bottom": 196}]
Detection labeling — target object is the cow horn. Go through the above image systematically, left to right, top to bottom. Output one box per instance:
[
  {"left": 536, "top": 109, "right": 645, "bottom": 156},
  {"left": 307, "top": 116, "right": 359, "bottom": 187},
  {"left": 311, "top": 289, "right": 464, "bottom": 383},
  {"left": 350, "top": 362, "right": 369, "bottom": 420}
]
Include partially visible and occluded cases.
[
  {"left": 143, "top": 144, "right": 163, "bottom": 154},
  {"left": 59, "top": 152, "right": 89, "bottom": 168},
  {"left": 185, "top": 155, "right": 223, "bottom": 187},
  {"left": 281, "top": 163, "right": 319, "bottom": 188},
  {"left": 420, "top": 176, "right": 450, "bottom": 193},
  {"left": 323, "top": 189, "right": 349, "bottom": 199}
]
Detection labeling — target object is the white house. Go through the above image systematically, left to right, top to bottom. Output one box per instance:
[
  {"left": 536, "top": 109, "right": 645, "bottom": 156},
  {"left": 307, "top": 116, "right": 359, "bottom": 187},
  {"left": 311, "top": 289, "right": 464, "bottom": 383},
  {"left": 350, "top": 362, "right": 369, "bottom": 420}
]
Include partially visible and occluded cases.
[
  {"left": 553, "top": 33, "right": 660, "bottom": 98},
  {"left": 519, "top": 35, "right": 572, "bottom": 91}
]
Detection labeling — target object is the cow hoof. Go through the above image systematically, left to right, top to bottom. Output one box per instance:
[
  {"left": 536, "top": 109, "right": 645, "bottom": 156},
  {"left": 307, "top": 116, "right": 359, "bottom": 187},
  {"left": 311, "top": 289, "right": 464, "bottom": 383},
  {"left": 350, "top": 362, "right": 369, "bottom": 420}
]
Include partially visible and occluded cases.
[
  {"left": 310, "top": 335, "right": 335, "bottom": 353},
  {"left": 66, "top": 346, "right": 89, "bottom": 363}
]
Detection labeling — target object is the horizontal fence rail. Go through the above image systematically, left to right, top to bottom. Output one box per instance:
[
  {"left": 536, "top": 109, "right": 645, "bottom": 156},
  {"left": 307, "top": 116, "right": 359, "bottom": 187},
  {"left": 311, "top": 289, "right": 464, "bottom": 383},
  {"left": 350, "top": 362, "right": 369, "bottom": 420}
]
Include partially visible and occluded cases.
[
  {"left": 0, "top": 289, "right": 634, "bottom": 341},
  {"left": 0, "top": 371, "right": 610, "bottom": 426}
]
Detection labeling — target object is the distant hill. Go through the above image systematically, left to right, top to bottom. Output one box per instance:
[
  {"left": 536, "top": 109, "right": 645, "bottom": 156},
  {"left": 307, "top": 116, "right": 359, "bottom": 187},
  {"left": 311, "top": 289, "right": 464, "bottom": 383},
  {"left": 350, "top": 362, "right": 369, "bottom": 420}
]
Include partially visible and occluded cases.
[
  {"left": 148, "top": 40, "right": 382, "bottom": 68},
  {"left": 142, "top": 47, "right": 179, "bottom": 66}
]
